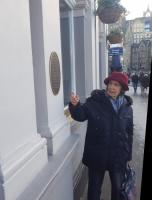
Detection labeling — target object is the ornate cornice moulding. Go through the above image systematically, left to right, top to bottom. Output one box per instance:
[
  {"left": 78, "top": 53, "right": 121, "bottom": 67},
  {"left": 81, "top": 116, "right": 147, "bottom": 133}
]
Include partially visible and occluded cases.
[
  {"left": 60, "top": 0, "right": 76, "bottom": 10},
  {"left": 74, "top": 0, "right": 91, "bottom": 9}
]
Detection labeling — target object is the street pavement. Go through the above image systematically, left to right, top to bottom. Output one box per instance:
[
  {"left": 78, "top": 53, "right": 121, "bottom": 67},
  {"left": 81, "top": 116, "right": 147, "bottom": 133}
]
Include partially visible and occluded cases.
[{"left": 80, "top": 85, "right": 149, "bottom": 200}]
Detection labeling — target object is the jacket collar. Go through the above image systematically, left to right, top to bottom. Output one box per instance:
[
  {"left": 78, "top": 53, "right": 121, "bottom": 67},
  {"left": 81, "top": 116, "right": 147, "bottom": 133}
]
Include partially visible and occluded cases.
[{"left": 91, "top": 89, "right": 133, "bottom": 109}]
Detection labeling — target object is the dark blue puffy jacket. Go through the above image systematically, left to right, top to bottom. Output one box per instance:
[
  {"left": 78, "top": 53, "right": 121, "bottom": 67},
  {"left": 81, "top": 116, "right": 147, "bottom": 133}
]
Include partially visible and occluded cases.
[{"left": 69, "top": 89, "right": 133, "bottom": 171}]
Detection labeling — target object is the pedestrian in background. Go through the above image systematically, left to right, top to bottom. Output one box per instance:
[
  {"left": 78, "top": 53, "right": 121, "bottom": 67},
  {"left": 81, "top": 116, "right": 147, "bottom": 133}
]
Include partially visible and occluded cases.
[
  {"left": 69, "top": 72, "right": 134, "bottom": 200},
  {"left": 131, "top": 72, "right": 139, "bottom": 93},
  {"left": 139, "top": 72, "right": 150, "bottom": 96},
  {"left": 139, "top": 72, "right": 144, "bottom": 96}
]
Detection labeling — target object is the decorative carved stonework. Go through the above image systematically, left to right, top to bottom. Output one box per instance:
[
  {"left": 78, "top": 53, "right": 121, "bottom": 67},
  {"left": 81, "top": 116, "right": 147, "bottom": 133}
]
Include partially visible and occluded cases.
[
  {"left": 59, "top": 0, "right": 91, "bottom": 11},
  {"left": 60, "top": 0, "right": 77, "bottom": 11},
  {"left": 74, "top": 0, "right": 91, "bottom": 9},
  {"left": 60, "top": 1, "right": 69, "bottom": 11},
  {"left": 143, "top": 6, "right": 152, "bottom": 17},
  {"left": 49, "top": 52, "right": 61, "bottom": 95}
]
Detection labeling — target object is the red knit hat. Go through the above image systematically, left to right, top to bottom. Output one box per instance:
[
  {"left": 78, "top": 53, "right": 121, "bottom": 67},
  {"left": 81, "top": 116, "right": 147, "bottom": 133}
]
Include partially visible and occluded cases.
[{"left": 104, "top": 72, "right": 129, "bottom": 91}]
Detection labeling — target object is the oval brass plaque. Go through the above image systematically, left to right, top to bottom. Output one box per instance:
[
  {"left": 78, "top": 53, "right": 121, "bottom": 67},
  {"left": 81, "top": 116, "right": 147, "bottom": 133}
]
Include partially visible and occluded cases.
[{"left": 49, "top": 52, "right": 61, "bottom": 95}]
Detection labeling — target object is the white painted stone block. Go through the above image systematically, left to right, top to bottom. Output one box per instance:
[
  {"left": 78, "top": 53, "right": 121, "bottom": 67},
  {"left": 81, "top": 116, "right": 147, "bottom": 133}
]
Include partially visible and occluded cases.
[
  {"left": 0, "top": 1, "right": 48, "bottom": 199},
  {"left": 1, "top": 136, "right": 48, "bottom": 200}
]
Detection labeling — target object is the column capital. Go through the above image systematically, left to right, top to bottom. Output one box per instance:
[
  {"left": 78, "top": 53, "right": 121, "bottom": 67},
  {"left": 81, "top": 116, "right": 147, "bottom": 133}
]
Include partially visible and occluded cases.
[
  {"left": 60, "top": 0, "right": 77, "bottom": 9},
  {"left": 74, "top": 0, "right": 91, "bottom": 10}
]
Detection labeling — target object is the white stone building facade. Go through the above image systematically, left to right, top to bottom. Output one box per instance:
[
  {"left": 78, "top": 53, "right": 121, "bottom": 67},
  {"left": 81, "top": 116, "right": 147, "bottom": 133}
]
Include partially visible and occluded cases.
[{"left": 0, "top": 0, "right": 108, "bottom": 199}]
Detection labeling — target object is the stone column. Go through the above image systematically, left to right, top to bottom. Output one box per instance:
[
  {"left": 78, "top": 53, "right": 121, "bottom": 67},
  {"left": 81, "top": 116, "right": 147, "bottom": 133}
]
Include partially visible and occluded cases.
[
  {"left": 33, "top": 0, "right": 76, "bottom": 155},
  {"left": 74, "top": 0, "right": 101, "bottom": 98},
  {"left": 74, "top": 0, "right": 99, "bottom": 100},
  {"left": 99, "top": 22, "right": 108, "bottom": 88}
]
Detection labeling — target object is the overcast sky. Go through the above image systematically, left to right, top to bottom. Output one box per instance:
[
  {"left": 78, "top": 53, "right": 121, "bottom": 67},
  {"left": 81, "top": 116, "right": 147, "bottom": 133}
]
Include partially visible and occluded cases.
[{"left": 121, "top": 0, "right": 152, "bottom": 20}]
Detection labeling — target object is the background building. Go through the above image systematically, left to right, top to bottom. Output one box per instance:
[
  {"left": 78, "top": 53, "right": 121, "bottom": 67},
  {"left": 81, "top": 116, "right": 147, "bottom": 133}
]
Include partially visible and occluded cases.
[{"left": 124, "top": 6, "right": 152, "bottom": 72}]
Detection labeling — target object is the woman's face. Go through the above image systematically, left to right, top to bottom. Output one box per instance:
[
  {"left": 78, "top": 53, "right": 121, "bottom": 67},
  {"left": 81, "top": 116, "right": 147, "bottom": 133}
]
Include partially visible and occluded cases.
[{"left": 107, "top": 80, "right": 122, "bottom": 99}]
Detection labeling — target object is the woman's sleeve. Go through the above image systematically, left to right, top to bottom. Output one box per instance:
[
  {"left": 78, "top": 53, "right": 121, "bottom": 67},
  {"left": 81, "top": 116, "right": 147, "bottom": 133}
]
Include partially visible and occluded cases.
[{"left": 68, "top": 101, "right": 88, "bottom": 122}]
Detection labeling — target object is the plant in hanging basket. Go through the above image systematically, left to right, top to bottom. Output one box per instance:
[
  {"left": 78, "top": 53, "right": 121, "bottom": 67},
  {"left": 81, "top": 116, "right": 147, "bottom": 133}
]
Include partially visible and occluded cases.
[
  {"left": 97, "top": 0, "right": 126, "bottom": 24},
  {"left": 107, "top": 28, "right": 123, "bottom": 44}
]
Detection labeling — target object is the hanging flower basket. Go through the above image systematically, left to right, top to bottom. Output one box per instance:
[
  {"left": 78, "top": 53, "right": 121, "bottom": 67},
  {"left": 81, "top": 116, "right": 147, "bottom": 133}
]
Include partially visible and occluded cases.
[
  {"left": 96, "top": 0, "right": 127, "bottom": 24},
  {"left": 97, "top": 6, "right": 123, "bottom": 24},
  {"left": 106, "top": 27, "right": 123, "bottom": 44},
  {"left": 107, "top": 33, "right": 123, "bottom": 44}
]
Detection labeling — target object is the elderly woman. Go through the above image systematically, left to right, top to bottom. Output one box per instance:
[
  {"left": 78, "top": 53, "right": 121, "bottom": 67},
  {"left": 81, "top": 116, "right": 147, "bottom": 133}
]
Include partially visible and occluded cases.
[{"left": 69, "top": 72, "right": 133, "bottom": 200}]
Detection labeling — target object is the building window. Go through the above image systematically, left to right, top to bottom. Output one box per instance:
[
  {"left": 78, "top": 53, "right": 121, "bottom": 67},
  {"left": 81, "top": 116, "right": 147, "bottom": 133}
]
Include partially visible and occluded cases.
[{"left": 144, "top": 21, "right": 150, "bottom": 32}]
